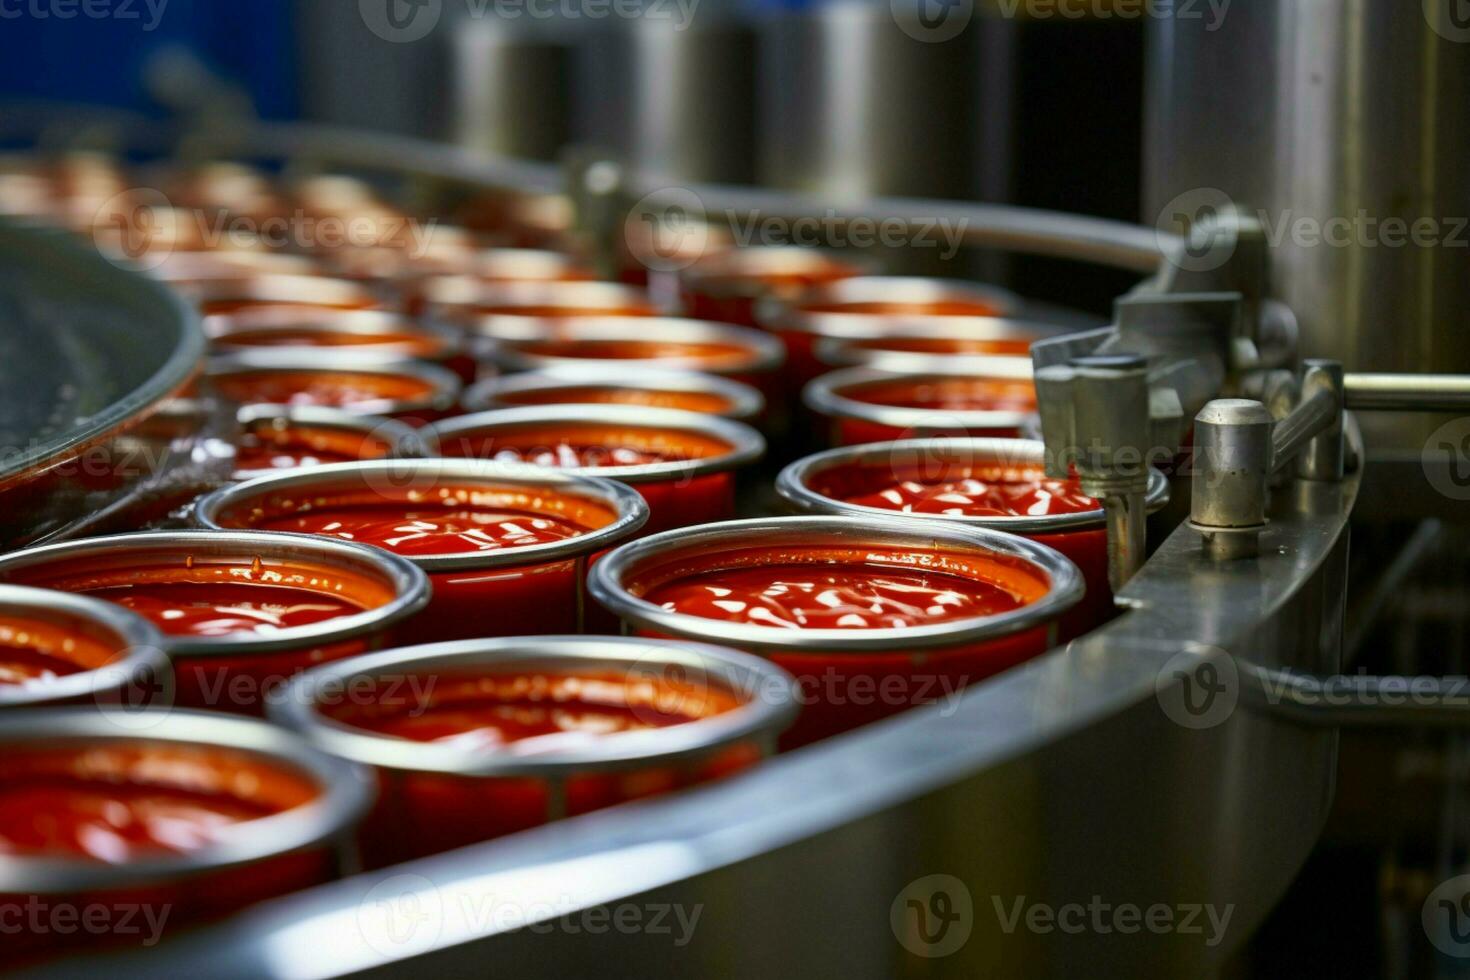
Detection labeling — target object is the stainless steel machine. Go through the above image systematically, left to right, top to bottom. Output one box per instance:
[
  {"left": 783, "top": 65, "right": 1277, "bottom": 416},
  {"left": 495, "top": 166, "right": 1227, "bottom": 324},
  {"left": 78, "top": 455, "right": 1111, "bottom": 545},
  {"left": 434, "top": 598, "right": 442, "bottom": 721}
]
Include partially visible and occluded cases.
[{"left": 5, "top": 2, "right": 1470, "bottom": 975}]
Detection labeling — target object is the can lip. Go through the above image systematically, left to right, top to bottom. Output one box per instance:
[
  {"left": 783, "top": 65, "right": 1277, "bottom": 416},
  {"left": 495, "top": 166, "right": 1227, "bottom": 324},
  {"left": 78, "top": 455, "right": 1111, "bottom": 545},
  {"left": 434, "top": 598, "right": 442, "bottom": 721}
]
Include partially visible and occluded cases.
[
  {"left": 678, "top": 245, "right": 863, "bottom": 300},
  {"left": 411, "top": 249, "right": 592, "bottom": 290},
  {"left": 186, "top": 273, "right": 381, "bottom": 308},
  {"left": 755, "top": 276, "right": 1024, "bottom": 337},
  {"left": 429, "top": 279, "right": 655, "bottom": 318},
  {"left": 205, "top": 308, "right": 462, "bottom": 361},
  {"left": 479, "top": 316, "right": 786, "bottom": 378},
  {"left": 810, "top": 317, "right": 1064, "bottom": 370},
  {"left": 207, "top": 350, "right": 463, "bottom": 417},
  {"left": 804, "top": 364, "right": 1036, "bottom": 432},
  {"left": 460, "top": 367, "right": 766, "bottom": 421},
  {"left": 232, "top": 404, "right": 434, "bottom": 478},
  {"left": 426, "top": 404, "right": 767, "bottom": 485},
  {"left": 776, "top": 438, "right": 1171, "bottom": 534},
  {"left": 193, "top": 458, "right": 651, "bottom": 573},
  {"left": 588, "top": 515, "right": 1084, "bottom": 654},
  {"left": 0, "top": 530, "right": 430, "bottom": 658},
  {"left": 0, "top": 584, "right": 168, "bottom": 709},
  {"left": 271, "top": 635, "right": 799, "bottom": 777},
  {"left": 0, "top": 708, "right": 374, "bottom": 895}
]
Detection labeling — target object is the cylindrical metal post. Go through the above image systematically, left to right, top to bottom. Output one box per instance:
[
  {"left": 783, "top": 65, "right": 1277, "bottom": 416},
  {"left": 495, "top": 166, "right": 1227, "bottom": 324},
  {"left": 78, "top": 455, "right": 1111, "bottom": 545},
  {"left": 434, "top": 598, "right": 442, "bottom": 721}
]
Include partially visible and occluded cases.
[{"left": 1190, "top": 398, "right": 1274, "bottom": 560}]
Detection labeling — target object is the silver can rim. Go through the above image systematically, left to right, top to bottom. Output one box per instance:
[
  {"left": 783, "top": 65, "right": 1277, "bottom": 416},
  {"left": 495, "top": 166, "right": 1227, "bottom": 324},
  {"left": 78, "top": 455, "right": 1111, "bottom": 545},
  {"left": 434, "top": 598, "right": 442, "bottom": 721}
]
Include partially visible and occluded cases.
[
  {"left": 207, "top": 350, "right": 463, "bottom": 416},
  {"left": 803, "top": 363, "right": 1036, "bottom": 432},
  {"left": 460, "top": 367, "right": 766, "bottom": 421},
  {"left": 425, "top": 404, "right": 767, "bottom": 485},
  {"left": 776, "top": 437, "right": 1171, "bottom": 534},
  {"left": 194, "top": 458, "right": 651, "bottom": 573},
  {"left": 588, "top": 515, "right": 1084, "bottom": 654},
  {"left": 0, "top": 530, "right": 430, "bottom": 657},
  {"left": 271, "top": 635, "right": 799, "bottom": 778},
  {"left": 0, "top": 707, "right": 374, "bottom": 894}
]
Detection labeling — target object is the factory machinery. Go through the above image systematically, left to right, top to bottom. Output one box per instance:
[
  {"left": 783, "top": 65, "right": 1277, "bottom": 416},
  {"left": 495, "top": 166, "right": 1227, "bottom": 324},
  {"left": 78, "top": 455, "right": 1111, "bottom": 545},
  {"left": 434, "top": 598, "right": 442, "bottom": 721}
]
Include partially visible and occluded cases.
[{"left": 3, "top": 4, "right": 1470, "bottom": 976}]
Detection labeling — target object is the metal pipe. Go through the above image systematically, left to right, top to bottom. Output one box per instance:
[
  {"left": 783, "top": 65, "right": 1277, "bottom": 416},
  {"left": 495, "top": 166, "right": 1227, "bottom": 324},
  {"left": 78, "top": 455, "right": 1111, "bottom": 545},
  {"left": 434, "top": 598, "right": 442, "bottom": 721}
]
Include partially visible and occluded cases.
[
  {"left": 1343, "top": 373, "right": 1470, "bottom": 412},
  {"left": 1271, "top": 388, "right": 1336, "bottom": 472},
  {"left": 1103, "top": 492, "right": 1147, "bottom": 592},
  {"left": 1243, "top": 665, "right": 1470, "bottom": 729}
]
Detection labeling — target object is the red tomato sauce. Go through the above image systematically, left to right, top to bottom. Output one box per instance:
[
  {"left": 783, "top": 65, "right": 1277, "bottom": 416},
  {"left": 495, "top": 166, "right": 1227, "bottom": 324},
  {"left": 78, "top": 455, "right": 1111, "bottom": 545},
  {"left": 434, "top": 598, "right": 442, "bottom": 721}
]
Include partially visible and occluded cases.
[
  {"left": 800, "top": 299, "right": 1005, "bottom": 317},
  {"left": 216, "top": 328, "right": 443, "bottom": 358},
  {"left": 848, "top": 335, "right": 1033, "bottom": 356},
  {"left": 514, "top": 339, "right": 752, "bottom": 368},
  {"left": 213, "top": 371, "right": 436, "bottom": 410},
  {"left": 841, "top": 376, "right": 1036, "bottom": 413},
  {"left": 497, "top": 385, "right": 735, "bottom": 416},
  {"left": 437, "top": 424, "right": 732, "bottom": 469},
  {"left": 233, "top": 425, "right": 392, "bottom": 474},
  {"left": 814, "top": 462, "right": 1097, "bottom": 518},
  {"left": 219, "top": 486, "right": 616, "bottom": 559},
  {"left": 637, "top": 546, "right": 1047, "bottom": 630},
  {"left": 86, "top": 582, "right": 365, "bottom": 637},
  {"left": 0, "top": 617, "right": 117, "bottom": 685},
  {"left": 326, "top": 672, "right": 738, "bottom": 748},
  {"left": 0, "top": 745, "right": 316, "bottom": 862}
]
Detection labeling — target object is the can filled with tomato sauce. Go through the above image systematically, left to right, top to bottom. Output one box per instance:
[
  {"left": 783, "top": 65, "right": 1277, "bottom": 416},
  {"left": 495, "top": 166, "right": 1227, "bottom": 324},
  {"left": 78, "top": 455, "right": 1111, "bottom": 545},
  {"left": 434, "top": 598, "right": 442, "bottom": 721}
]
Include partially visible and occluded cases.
[
  {"left": 678, "top": 246, "right": 863, "bottom": 327},
  {"left": 400, "top": 250, "right": 595, "bottom": 313},
  {"left": 180, "top": 274, "right": 385, "bottom": 318},
  {"left": 755, "top": 276, "right": 1023, "bottom": 394},
  {"left": 426, "top": 279, "right": 658, "bottom": 333},
  {"left": 205, "top": 308, "right": 473, "bottom": 382},
  {"left": 476, "top": 317, "right": 785, "bottom": 396},
  {"left": 811, "top": 318, "right": 1062, "bottom": 372},
  {"left": 207, "top": 353, "right": 462, "bottom": 426},
  {"left": 804, "top": 362, "right": 1036, "bottom": 446},
  {"left": 461, "top": 368, "right": 765, "bottom": 423},
  {"left": 230, "top": 405, "right": 431, "bottom": 482},
  {"left": 426, "top": 406, "right": 765, "bottom": 533},
  {"left": 776, "top": 438, "right": 1169, "bottom": 638},
  {"left": 194, "top": 460, "right": 649, "bottom": 643},
  {"left": 589, "top": 516, "right": 1082, "bottom": 746},
  {"left": 0, "top": 532, "right": 428, "bottom": 715},
  {"left": 0, "top": 584, "right": 166, "bottom": 710},
  {"left": 272, "top": 635, "right": 797, "bottom": 866},
  {"left": 0, "top": 709, "right": 371, "bottom": 965}
]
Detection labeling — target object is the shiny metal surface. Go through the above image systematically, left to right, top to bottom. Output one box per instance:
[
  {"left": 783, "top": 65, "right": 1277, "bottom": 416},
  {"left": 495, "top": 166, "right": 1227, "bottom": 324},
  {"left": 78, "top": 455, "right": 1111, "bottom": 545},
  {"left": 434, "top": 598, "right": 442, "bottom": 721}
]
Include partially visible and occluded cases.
[
  {"left": 1144, "top": 0, "right": 1470, "bottom": 445},
  {"left": 0, "top": 220, "right": 204, "bottom": 546},
  {"left": 461, "top": 368, "right": 765, "bottom": 422},
  {"left": 1344, "top": 373, "right": 1470, "bottom": 413},
  {"left": 1190, "top": 399, "right": 1273, "bottom": 561},
  {"left": 49, "top": 436, "right": 1357, "bottom": 979},
  {"left": 272, "top": 636, "right": 798, "bottom": 778},
  {"left": 0, "top": 708, "right": 371, "bottom": 895}
]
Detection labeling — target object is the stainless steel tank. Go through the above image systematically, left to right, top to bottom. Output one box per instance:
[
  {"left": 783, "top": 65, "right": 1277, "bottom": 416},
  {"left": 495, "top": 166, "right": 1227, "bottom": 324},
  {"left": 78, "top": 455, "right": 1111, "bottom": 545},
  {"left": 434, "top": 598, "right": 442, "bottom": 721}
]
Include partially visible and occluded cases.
[{"left": 1144, "top": 0, "right": 1470, "bottom": 450}]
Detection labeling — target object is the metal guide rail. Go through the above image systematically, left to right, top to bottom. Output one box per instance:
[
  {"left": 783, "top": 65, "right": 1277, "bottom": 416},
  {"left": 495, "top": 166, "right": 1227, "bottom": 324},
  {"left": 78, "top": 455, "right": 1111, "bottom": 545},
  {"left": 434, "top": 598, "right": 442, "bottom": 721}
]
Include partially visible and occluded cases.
[{"left": 4, "top": 111, "right": 1470, "bottom": 977}]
